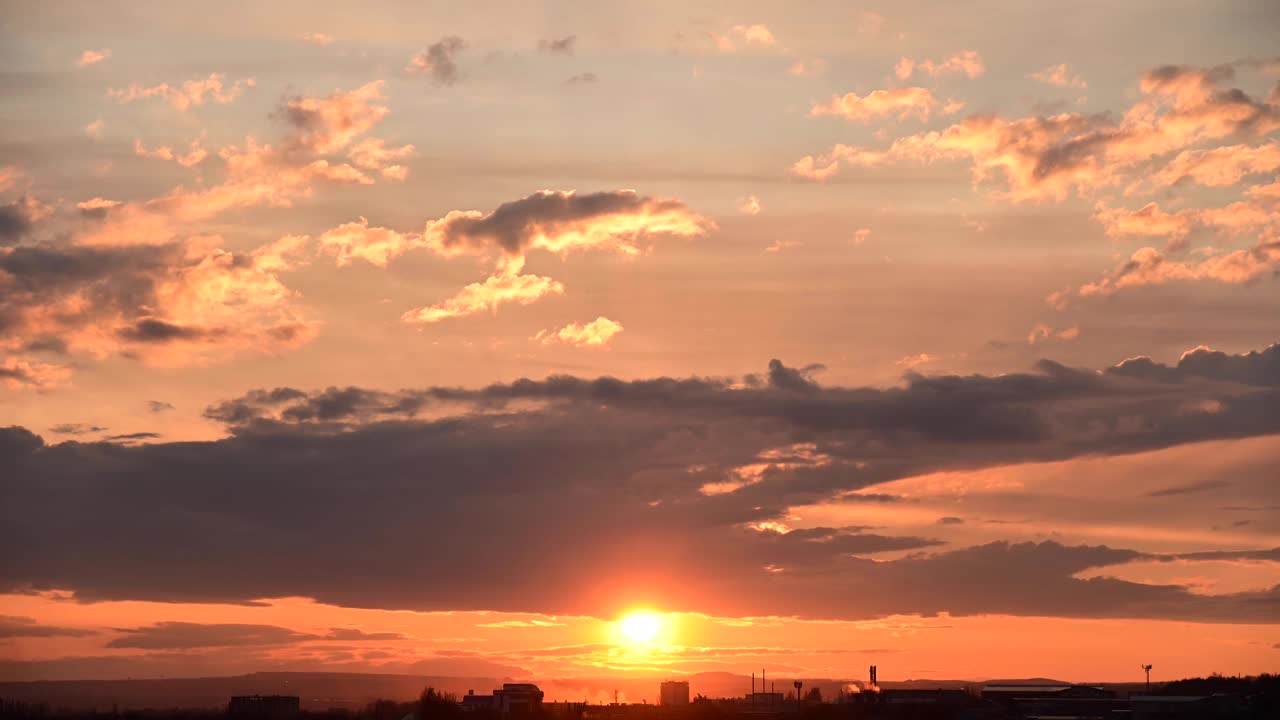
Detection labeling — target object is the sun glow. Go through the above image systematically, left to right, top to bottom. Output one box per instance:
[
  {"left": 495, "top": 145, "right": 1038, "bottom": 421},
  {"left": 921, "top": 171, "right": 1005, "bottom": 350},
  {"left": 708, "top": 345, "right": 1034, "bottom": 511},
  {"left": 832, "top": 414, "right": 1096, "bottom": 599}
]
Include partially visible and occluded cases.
[{"left": 619, "top": 611, "right": 662, "bottom": 645}]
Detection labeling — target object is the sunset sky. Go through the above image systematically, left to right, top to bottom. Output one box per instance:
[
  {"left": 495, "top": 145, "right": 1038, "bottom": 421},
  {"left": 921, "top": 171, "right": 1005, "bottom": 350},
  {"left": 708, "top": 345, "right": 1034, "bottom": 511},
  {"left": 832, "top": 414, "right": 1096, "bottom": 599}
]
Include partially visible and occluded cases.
[{"left": 2, "top": 0, "right": 1279, "bottom": 694}]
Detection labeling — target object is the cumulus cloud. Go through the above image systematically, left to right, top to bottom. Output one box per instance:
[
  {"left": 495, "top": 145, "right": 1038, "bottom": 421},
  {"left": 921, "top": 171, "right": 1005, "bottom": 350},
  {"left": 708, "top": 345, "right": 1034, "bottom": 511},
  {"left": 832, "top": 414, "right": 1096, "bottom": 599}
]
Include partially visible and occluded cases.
[
  {"left": 710, "top": 24, "right": 776, "bottom": 52},
  {"left": 406, "top": 36, "right": 466, "bottom": 86},
  {"left": 77, "top": 49, "right": 111, "bottom": 67},
  {"left": 894, "top": 51, "right": 984, "bottom": 80},
  {"left": 793, "top": 61, "right": 1280, "bottom": 199},
  {"left": 1027, "top": 63, "right": 1088, "bottom": 89},
  {"left": 110, "top": 73, "right": 255, "bottom": 111},
  {"left": 74, "top": 81, "right": 393, "bottom": 252},
  {"left": 810, "top": 87, "right": 936, "bottom": 123},
  {"left": 347, "top": 137, "right": 415, "bottom": 180},
  {"left": 134, "top": 138, "right": 208, "bottom": 167},
  {"left": 1152, "top": 142, "right": 1280, "bottom": 187},
  {"left": 389, "top": 190, "right": 709, "bottom": 322},
  {"left": 419, "top": 190, "right": 710, "bottom": 264},
  {"left": 736, "top": 195, "right": 762, "bottom": 215},
  {"left": 319, "top": 217, "right": 421, "bottom": 267},
  {"left": 0, "top": 235, "right": 316, "bottom": 372},
  {"left": 1076, "top": 243, "right": 1280, "bottom": 298},
  {"left": 535, "top": 316, "right": 624, "bottom": 348},
  {"left": 1027, "top": 324, "right": 1081, "bottom": 344},
  {"left": 5, "top": 344, "right": 1280, "bottom": 622}
]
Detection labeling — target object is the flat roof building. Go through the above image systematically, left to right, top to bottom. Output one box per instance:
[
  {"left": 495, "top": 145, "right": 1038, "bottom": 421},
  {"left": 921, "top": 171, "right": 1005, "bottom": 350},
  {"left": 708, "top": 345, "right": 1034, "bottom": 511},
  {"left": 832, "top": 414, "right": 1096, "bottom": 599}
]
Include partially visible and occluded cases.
[
  {"left": 659, "top": 681, "right": 690, "bottom": 707},
  {"left": 463, "top": 684, "right": 544, "bottom": 716}
]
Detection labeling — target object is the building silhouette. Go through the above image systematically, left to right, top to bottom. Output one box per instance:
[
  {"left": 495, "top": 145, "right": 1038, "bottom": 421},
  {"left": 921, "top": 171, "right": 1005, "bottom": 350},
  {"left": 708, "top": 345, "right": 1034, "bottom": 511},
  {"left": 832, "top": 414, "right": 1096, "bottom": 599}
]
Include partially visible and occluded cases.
[
  {"left": 659, "top": 681, "right": 689, "bottom": 707},
  {"left": 461, "top": 684, "right": 544, "bottom": 716},
  {"left": 227, "top": 695, "right": 300, "bottom": 720}
]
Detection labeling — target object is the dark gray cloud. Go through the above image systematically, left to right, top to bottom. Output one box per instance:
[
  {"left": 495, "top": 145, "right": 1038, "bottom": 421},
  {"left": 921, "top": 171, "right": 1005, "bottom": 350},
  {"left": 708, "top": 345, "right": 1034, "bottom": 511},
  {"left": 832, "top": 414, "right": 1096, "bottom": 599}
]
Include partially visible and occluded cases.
[
  {"left": 407, "top": 36, "right": 466, "bottom": 85},
  {"left": 539, "top": 36, "right": 576, "bottom": 55},
  {"left": 0, "top": 202, "right": 33, "bottom": 245},
  {"left": 1109, "top": 342, "right": 1280, "bottom": 386},
  {"left": 4, "top": 344, "right": 1280, "bottom": 624},
  {"left": 146, "top": 400, "right": 175, "bottom": 413},
  {"left": 48, "top": 423, "right": 106, "bottom": 436},
  {"left": 103, "top": 432, "right": 161, "bottom": 442},
  {"left": 936, "top": 516, "right": 965, "bottom": 525},
  {"left": 1170, "top": 548, "right": 1280, "bottom": 562},
  {"left": 0, "top": 615, "right": 96, "bottom": 639},
  {"left": 102, "top": 622, "right": 410, "bottom": 650},
  {"left": 106, "top": 622, "right": 319, "bottom": 649},
  {"left": 324, "top": 628, "right": 408, "bottom": 641}
]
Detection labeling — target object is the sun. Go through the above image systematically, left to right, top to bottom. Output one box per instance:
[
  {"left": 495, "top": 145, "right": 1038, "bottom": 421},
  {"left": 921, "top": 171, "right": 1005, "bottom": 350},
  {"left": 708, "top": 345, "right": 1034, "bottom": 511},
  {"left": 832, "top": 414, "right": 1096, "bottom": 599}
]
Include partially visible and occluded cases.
[{"left": 619, "top": 611, "right": 662, "bottom": 644}]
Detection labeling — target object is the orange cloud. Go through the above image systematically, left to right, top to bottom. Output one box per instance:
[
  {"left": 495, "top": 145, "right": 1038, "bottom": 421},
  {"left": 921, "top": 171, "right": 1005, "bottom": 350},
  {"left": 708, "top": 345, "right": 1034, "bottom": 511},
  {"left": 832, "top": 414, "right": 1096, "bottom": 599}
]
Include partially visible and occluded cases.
[
  {"left": 711, "top": 24, "right": 777, "bottom": 52},
  {"left": 301, "top": 32, "right": 334, "bottom": 46},
  {"left": 77, "top": 49, "right": 111, "bottom": 67},
  {"left": 894, "top": 51, "right": 985, "bottom": 80},
  {"left": 794, "top": 61, "right": 1280, "bottom": 200},
  {"left": 1027, "top": 63, "right": 1088, "bottom": 89},
  {"left": 110, "top": 73, "right": 255, "bottom": 111},
  {"left": 279, "top": 81, "right": 389, "bottom": 155},
  {"left": 83, "top": 83, "right": 394, "bottom": 247},
  {"left": 810, "top": 87, "right": 936, "bottom": 123},
  {"left": 347, "top": 138, "right": 415, "bottom": 173},
  {"left": 134, "top": 139, "right": 208, "bottom": 167},
  {"left": 1152, "top": 142, "right": 1280, "bottom": 187},
  {"left": 0, "top": 165, "right": 19, "bottom": 192},
  {"left": 364, "top": 190, "right": 710, "bottom": 323},
  {"left": 736, "top": 195, "right": 762, "bottom": 215},
  {"left": 319, "top": 217, "right": 421, "bottom": 267},
  {"left": 0, "top": 235, "right": 317, "bottom": 369},
  {"left": 1078, "top": 242, "right": 1280, "bottom": 296},
  {"left": 402, "top": 272, "right": 565, "bottom": 323},
  {"left": 535, "top": 317, "right": 624, "bottom": 348},
  {"left": 1027, "top": 324, "right": 1081, "bottom": 344},
  {"left": 895, "top": 353, "right": 935, "bottom": 368},
  {"left": 0, "top": 355, "right": 72, "bottom": 391}
]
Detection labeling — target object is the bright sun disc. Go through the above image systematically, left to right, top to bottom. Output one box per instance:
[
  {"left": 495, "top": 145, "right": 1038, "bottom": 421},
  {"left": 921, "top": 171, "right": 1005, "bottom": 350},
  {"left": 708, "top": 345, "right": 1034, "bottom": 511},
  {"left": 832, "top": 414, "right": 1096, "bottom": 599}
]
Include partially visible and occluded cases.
[{"left": 621, "top": 612, "right": 661, "bottom": 643}]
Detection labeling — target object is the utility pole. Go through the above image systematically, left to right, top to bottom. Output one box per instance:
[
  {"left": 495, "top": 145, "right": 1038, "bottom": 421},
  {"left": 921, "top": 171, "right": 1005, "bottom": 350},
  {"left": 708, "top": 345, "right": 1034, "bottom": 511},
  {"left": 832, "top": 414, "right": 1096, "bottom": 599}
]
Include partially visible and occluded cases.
[
  {"left": 1141, "top": 664, "right": 1153, "bottom": 692},
  {"left": 793, "top": 681, "right": 803, "bottom": 712}
]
